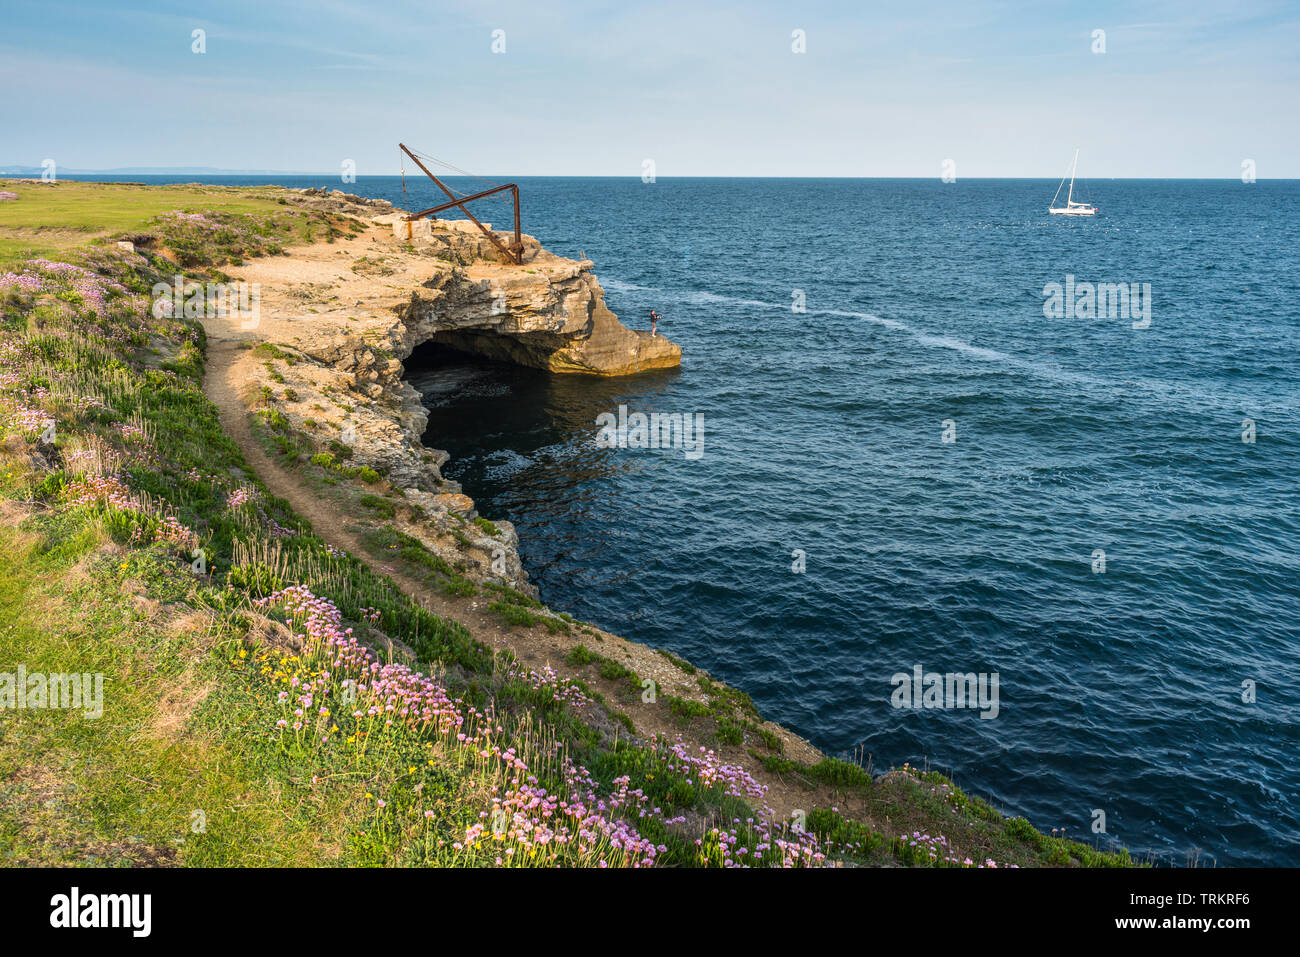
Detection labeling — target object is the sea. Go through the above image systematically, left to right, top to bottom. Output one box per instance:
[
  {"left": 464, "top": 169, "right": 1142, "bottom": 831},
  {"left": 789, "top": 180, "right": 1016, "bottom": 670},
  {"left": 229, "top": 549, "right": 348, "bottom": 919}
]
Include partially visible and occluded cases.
[{"left": 70, "top": 173, "right": 1300, "bottom": 866}]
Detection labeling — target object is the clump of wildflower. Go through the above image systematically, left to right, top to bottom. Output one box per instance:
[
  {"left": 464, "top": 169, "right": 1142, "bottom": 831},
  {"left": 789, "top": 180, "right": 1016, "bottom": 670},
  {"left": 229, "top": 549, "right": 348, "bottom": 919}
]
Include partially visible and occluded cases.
[
  {"left": 0, "top": 272, "right": 43, "bottom": 293},
  {"left": 63, "top": 474, "right": 138, "bottom": 510},
  {"left": 226, "top": 486, "right": 257, "bottom": 509},
  {"left": 155, "top": 515, "right": 200, "bottom": 550},
  {"left": 504, "top": 662, "right": 592, "bottom": 709},
  {"left": 649, "top": 735, "right": 766, "bottom": 800}
]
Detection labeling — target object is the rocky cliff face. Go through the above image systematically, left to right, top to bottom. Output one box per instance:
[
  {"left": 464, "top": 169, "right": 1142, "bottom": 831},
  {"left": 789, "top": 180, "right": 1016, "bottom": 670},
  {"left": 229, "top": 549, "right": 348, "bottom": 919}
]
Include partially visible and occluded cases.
[
  {"left": 218, "top": 193, "right": 680, "bottom": 600},
  {"left": 382, "top": 216, "right": 682, "bottom": 376}
]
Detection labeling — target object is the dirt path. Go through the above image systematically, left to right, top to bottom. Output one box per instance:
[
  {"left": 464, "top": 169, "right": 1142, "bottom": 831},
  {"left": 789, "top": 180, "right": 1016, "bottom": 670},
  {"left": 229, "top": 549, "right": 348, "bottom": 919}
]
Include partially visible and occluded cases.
[
  {"left": 203, "top": 339, "right": 546, "bottom": 642},
  {"left": 205, "top": 341, "right": 364, "bottom": 551}
]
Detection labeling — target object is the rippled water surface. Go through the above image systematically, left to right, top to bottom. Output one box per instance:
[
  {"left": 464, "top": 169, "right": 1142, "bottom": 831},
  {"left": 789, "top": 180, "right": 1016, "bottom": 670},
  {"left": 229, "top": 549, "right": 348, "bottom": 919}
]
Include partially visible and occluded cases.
[
  {"left": 91, "top": 174, "right": 1300, "bottom": 865},
  {"left": 407, "top": 177, "right": 1300, "bottom": 867}
]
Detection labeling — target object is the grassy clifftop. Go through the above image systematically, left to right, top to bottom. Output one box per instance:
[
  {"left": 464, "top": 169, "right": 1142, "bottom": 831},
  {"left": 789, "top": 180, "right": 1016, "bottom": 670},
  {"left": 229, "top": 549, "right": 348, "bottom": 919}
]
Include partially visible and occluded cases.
[
  {"left": 0, "top": 180, "right": 1133, "bottom": 867},
  {"left": 0, "top": 180, "right": 332, "bottom": 269}
]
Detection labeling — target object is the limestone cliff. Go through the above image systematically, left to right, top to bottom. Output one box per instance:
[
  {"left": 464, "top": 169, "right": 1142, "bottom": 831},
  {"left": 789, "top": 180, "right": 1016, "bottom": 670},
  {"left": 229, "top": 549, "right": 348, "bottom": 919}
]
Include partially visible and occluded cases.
[
  {"left": 214, "top": 190, "right": 680, "bottom": 600},
  {"left": 381, "top": 215, "right": 682, "bottom": 376}
]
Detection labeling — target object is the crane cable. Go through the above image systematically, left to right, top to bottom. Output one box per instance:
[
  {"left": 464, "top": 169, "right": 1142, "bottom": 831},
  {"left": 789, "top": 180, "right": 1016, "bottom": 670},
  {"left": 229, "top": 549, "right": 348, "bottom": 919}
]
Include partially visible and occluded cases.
[{"left": 404, "top": 145, "right": 513, "bottom": 207}]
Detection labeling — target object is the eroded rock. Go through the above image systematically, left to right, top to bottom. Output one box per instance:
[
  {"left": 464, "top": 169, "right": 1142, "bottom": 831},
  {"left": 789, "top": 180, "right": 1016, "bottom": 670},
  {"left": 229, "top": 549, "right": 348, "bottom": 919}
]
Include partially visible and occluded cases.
[{"left": 214, "top": 196, "right": 680, "bottom": 599}]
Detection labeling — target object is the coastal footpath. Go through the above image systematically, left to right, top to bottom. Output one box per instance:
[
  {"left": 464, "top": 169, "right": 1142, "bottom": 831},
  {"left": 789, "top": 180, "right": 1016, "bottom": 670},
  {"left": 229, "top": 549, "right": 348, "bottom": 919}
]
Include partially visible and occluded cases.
[{"left": 0, "top": 179, "right": 1132, "bottom": 867}]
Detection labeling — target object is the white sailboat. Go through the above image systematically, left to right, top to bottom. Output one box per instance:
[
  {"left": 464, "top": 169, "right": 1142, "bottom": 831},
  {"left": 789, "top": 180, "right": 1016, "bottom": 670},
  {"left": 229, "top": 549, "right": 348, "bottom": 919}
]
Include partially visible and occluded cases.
[{"left": 1049, "top": 149, "right": 1097, "bottom": 216}]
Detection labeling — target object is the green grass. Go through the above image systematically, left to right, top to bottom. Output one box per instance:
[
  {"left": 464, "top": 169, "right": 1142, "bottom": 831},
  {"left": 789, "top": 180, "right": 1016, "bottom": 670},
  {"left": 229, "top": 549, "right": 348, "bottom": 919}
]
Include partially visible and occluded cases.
[
  {"left": 0, "top": 180, "right": 308, "bottom": 268},
  {"left": 357, "top": 493, "right": 395, "bottom": 518},
  {"left": 360, "top": 525, "right": 478, "bottom": 599},
  {"left": 0, "top": 526, "right": 477, "bottom": 865},
  {"left": 487, "top": 600, "right": 538, "bottom": 628},
  {"left": 565, "top": 644, "right": 600, "bottom": 667}
]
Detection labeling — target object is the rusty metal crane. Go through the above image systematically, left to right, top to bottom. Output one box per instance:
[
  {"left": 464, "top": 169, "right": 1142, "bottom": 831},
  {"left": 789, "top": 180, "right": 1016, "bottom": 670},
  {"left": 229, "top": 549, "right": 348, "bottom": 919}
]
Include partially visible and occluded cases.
[{"left": 398, "top": 143, "right": 523, "bottom": 264}]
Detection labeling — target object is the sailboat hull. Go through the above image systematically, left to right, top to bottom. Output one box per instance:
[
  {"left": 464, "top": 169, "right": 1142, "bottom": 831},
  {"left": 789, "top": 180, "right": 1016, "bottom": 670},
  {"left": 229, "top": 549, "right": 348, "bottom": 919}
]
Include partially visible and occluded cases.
[{"left": 1050, "top": 149, "right": 1097, "bottom": 215}]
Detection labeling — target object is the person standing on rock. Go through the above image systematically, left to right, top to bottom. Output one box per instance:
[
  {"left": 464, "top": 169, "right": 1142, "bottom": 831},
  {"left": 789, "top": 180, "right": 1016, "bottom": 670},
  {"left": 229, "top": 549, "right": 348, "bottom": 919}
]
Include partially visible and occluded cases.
[{"left": 649, "top": 309, "right": 661, "bottom": 337}]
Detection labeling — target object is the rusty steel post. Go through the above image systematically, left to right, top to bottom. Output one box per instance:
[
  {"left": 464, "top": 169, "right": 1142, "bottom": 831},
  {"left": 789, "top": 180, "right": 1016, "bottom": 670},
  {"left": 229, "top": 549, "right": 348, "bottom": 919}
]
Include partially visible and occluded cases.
[{"left": 512, "top": 185, "right": 521, "bottom": 258}]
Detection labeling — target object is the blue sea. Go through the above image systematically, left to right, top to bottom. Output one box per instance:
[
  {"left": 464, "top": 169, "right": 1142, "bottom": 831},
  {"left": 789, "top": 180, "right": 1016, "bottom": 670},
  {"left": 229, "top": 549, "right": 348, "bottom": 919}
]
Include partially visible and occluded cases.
[{"left": 78, "top": 174, "right": 1300, "bottom": 866}]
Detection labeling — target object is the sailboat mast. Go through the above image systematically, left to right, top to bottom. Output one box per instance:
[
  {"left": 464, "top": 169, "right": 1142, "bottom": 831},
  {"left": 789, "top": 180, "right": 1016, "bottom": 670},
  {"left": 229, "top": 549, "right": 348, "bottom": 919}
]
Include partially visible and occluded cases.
[{"left": 1067, "top": 148, "right": 1078, "bottom": 205}]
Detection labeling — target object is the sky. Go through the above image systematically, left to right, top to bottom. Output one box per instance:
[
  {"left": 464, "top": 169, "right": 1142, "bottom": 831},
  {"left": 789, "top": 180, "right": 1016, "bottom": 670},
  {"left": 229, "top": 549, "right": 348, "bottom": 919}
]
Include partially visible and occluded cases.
[{"left": 2, "top": 0, "right": 1297, "bottom": 177}]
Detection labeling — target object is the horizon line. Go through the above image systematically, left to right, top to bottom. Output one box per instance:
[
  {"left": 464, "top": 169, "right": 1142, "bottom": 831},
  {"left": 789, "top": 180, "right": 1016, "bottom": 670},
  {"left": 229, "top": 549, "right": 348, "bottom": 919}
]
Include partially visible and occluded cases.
[{"left": 2, "top": 171, "right": 1291, "bottom": 182}]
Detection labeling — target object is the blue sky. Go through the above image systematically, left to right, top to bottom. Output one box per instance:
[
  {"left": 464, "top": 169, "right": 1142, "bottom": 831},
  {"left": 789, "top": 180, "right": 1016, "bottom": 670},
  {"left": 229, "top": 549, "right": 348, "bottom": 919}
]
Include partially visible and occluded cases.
[{"left": 2, "top": 0, "right": 1297, "bottom": 177}]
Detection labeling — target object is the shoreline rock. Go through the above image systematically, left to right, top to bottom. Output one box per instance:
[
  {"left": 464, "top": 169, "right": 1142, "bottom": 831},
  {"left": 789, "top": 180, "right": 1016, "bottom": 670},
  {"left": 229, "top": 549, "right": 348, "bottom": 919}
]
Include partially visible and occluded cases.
[{"left": 380, "top": 213, "right": 682, "bottom": 376}]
